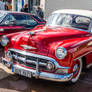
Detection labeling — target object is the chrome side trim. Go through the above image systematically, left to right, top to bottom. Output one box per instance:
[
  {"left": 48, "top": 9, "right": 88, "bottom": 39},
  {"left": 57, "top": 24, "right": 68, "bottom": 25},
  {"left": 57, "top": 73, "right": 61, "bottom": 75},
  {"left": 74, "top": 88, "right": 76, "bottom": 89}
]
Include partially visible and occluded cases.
[
  {"left": 9, "top": 48, "right": 69, "bottom": 69},
  {"left": 74, "top": 51, "right": 92, "bottom": 61},
  {"left": 35, "top": 59, "right": 40, "bottom": 78},
  {"left": 87, "top": 63, "right": 92, "bottom": 68},
  {"left": 13, "top": 64, "right": 73, "bottom": 82}
]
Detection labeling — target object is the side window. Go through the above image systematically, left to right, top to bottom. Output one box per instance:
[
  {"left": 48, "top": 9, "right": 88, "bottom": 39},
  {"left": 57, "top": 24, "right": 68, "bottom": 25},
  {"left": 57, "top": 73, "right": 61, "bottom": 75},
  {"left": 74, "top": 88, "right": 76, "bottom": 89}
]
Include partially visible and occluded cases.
[
  {"left": 2, "top": 14, "right": 15, "bottom": 25},
  {"left": 10, "top": 14, "right": 38, "bottom": 26},
  {"left": 26, "top": 15, "right": 38, "bottom": 26},
  {"left": 74, "top": 16, "right": 90, "bottom": 30}
]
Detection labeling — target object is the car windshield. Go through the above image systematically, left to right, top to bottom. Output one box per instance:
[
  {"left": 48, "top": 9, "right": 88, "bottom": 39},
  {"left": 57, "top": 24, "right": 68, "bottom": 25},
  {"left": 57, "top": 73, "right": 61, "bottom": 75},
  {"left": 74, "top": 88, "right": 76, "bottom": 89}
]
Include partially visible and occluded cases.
[
  {"left": 0, "top": 13, "right": 6, "bottom": 22},
  {"left": 1, "top": 13, "right": 38, "bottom": 27},
  {"left": 46, "top": 13, "right": 91, "bottom": 30}
]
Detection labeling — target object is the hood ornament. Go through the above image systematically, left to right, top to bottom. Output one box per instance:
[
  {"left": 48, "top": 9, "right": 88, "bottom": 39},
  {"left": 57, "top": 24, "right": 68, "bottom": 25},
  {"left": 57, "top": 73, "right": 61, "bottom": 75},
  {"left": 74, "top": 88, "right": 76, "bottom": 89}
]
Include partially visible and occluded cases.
[{"left": 21, "top": 45, "right": 37, "bottom": 50}]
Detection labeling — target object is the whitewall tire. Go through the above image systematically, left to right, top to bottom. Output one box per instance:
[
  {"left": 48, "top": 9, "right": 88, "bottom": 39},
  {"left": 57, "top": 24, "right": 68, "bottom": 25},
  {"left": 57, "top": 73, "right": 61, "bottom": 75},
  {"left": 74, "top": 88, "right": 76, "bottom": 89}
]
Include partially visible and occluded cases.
[{"left": 70, "top": 58, "right": 82, "bottom": 83}]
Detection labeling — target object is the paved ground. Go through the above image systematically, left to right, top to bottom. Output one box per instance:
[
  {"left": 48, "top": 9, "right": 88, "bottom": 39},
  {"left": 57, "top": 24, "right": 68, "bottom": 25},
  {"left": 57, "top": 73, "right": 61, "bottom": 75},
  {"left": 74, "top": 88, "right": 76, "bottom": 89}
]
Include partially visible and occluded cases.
[{"left": 0, "top": 48, "right": 92, "bottom": 92}]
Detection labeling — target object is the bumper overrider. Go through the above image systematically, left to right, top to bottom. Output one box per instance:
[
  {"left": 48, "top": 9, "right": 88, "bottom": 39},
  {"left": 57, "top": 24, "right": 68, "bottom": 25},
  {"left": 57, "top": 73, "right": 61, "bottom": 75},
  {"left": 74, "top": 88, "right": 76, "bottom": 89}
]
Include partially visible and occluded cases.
[{"left": 2, "top": 49, "right": 73, "bottom": 82}]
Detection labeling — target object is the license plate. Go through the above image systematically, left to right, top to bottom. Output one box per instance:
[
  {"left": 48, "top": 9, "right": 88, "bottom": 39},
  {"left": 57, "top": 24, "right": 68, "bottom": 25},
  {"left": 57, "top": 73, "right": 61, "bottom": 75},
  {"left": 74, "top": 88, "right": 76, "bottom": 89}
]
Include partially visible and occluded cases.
[{"left": 13, "top": 67, "right": 32, "bottom": 78}]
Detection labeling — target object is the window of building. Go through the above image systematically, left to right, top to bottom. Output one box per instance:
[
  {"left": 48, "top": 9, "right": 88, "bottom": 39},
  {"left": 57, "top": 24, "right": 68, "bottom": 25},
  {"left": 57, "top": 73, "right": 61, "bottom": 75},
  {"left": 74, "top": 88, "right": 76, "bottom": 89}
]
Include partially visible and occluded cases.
[
  {"left": 32, "top": 0, "right": 40, "bottom": 6},
  {"left": 36, "top": 0, "right": 40, "bottom": 5}
]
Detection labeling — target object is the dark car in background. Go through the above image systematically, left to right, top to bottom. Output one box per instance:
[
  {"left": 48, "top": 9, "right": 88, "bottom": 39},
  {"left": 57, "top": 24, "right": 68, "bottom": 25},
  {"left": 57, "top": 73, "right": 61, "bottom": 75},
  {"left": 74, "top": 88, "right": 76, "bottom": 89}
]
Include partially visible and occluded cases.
[{"left": 0, "top": 10, "right": 45, "bottom": 37}]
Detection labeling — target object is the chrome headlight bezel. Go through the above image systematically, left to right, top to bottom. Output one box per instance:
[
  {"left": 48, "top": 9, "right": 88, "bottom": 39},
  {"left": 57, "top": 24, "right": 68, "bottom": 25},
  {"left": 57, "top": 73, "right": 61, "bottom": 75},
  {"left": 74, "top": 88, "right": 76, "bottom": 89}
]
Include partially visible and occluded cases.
[
  {"left": 1, "top": 35, "right": 9, "bottom": 46},
  {"left": 55, "top": 46, "right": 67, "bottom": 59}
]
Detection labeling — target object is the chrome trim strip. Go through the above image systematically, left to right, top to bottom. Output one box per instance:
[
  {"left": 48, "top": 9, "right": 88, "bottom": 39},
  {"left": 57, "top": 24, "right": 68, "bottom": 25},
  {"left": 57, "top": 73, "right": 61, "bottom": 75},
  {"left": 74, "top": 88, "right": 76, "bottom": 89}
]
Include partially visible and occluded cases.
[
  {"left": 21, "top": 45, "right": 37, "bottom": 50},
  {"left": 9, "top": 48, "right": 69, "bottom": 69},
  {"left": 74, "top": 51, "right": 92, "bottom": 61},
  {"left": 13, "top": 54, "right": 47, "bottom": 66},
  {"left": 35, "top": 59, "right": 40, "bottom": 78},
  {"left": 26, "top": 60, "right": 36, "bottom": 64},
  {"left": 87, "top": 63, "right": 92, "bottom": 68},
  {"left": 13, "top": 64, "right": 73, "bottom": 82}
]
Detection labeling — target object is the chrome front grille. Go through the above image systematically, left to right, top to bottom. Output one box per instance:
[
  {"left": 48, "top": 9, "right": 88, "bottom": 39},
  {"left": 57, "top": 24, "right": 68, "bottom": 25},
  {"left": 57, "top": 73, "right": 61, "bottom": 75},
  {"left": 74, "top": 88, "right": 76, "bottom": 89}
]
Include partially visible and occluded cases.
[{"left": 9, "top": 50, "right": 49, "bottom": 71}]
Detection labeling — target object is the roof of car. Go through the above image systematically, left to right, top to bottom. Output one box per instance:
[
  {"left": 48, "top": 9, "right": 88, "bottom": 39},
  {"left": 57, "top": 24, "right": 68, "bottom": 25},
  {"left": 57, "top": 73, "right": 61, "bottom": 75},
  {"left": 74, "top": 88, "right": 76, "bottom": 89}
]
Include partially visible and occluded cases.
[
  {"left": 53, "top": 9, "right": 92, "bottom": 18},
  {"left": 0, "top": 10, "right": 31, "bottom": 15}
]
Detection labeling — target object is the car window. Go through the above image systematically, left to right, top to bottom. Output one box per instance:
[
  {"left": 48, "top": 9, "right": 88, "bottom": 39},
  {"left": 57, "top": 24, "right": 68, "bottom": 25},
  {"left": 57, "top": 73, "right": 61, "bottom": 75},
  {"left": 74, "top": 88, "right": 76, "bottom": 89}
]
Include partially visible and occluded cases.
[
  {"left": 0, "top": 12, "right": 7, "bottom": 23},
  {"left": 1, "top": 13, "right": 38, "bottom": 27},
  {"left": 46, "top": 13, "right": 91, "bottom": 31},
  {"left": 2, "top": 14, "right": 15, "bottom": 25},
  {"left": 11, "top": 14, "right": 37, "bottom": 26},
  {"left": 32, "top": 15, "right": 45, "bottom": 22}
]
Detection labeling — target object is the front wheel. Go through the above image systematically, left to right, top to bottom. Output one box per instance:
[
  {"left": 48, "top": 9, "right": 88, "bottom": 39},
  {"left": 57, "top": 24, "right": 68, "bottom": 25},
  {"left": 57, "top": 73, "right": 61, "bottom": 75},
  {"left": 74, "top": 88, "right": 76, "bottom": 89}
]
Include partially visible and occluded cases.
[{"left": 70, "top": 58, "right": 82, "bottom": 83}]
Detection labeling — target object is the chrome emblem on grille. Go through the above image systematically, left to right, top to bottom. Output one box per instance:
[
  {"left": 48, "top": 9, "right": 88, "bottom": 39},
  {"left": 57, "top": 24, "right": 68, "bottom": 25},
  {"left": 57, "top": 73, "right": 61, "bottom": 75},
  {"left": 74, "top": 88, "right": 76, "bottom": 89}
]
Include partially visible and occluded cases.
[{"left": 21, "top": 45, "right": 37, "bottom": 50}]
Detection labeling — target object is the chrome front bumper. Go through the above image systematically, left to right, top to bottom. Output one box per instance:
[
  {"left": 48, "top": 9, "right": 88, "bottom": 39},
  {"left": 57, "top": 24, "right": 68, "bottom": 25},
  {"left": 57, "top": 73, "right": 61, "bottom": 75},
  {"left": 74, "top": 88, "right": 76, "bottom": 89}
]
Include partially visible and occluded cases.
[{"left": 2, "top": 58, "right": 73, "bottom": 82}]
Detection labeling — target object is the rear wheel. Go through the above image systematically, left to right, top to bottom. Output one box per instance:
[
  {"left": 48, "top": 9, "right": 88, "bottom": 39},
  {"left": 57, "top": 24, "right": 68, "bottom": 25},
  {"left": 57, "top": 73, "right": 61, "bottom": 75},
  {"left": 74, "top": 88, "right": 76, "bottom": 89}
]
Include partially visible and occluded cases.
[{"left": 70, "top": 58, "right": 82, "bottom": 83}]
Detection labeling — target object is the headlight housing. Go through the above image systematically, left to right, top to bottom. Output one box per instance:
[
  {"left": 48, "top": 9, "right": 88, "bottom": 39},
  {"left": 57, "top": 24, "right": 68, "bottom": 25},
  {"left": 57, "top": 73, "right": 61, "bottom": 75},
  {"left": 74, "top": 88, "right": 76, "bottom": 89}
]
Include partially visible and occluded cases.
[
  {"left": 1, "top": 35, "right": 9, "bottom": 46},
  {"left": 55, "top": 47, "right": 67, "bottom": 59}
]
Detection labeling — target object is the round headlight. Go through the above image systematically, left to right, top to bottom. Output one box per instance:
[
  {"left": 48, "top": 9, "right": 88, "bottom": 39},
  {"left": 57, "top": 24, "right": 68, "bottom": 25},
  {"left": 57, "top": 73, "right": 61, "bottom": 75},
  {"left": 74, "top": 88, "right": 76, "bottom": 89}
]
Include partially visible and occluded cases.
[
  {"left": 1, "top": 35, "right": 9, "bottom": 46},
  {"left": 55, "top": 47, "right": 67, "bottom": 59}
]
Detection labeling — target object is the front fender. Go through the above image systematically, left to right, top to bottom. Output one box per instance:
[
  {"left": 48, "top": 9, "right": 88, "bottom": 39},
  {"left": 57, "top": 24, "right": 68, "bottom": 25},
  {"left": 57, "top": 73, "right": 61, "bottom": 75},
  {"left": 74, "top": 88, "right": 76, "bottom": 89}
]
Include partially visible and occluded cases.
[{"left": 48, "top": 36, "right": 92, "bottom": 68}]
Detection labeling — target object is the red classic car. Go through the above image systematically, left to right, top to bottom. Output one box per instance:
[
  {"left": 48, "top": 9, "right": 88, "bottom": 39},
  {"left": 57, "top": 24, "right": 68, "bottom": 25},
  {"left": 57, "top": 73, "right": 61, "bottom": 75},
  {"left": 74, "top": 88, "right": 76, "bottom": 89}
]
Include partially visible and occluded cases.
[
  {"left": 1, "top": 9, "right": 92, "bottom": 83},
  {"left": 0, "top": 10, "right": 45, "bottom": 37}
]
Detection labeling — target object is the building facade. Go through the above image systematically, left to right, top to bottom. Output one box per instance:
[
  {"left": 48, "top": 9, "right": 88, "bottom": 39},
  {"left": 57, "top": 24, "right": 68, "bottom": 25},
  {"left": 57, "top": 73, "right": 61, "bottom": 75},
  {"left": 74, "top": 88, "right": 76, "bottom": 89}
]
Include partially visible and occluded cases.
[
  {"left": 12, "top": 0, "right": 92, "bottom": 18},
  {"left": 40, "top": 0, "right": 92, "bottom": 18}
]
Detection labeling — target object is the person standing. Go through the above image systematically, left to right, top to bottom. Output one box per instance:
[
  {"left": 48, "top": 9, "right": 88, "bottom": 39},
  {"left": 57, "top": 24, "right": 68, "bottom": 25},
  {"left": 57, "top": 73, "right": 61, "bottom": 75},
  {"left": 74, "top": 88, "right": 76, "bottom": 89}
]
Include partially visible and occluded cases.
[
  {"left": 0, "top": 1, "right": 5, "bottom": 10},
  {"left": 5, "top": 3, "right": 8, "bottom": 10},
  {"left": 21, "top": 4, "right": 29, "bottom": 13},
  {"left": 36, "top": 6, "right": 44, "bottom": 19}
]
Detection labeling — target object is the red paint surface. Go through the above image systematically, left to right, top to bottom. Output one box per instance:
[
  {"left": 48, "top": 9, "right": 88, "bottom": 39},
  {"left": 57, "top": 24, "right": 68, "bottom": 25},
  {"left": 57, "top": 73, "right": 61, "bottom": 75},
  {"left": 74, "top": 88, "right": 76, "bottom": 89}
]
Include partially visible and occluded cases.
[{"left": 5, "top": 26, "right": 92, "bottom": 73}]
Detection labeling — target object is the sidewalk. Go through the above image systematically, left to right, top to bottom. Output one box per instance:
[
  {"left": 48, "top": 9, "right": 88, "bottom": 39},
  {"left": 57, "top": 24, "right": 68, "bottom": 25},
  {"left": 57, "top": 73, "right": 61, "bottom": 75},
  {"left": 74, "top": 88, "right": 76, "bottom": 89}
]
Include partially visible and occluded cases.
[{"left": 0, "top": 63, "right": 13, "bottom": 80}]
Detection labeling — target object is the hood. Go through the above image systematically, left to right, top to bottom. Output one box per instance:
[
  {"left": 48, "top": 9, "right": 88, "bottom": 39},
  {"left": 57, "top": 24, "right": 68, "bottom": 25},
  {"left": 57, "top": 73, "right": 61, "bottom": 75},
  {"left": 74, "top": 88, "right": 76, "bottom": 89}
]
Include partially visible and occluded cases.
[
  {"left": 11, "top": 26, "right": 90, "bottom": 56},
  {"left": 35, "top": 27, "right": 89, "bottom": 38}
]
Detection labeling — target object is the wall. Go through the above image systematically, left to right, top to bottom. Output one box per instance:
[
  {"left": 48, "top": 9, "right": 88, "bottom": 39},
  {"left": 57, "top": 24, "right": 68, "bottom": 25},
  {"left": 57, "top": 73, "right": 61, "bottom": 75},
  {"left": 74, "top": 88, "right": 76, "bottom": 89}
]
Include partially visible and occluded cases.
[
  {"left": 24, "top": 0, "right": 28, "bottom": 4},
  {"left": 40, "top": 0, "right": 45, "bottom": 11},
  {"left": 45, "top": 0, "right": 92, "bottom": 19}
]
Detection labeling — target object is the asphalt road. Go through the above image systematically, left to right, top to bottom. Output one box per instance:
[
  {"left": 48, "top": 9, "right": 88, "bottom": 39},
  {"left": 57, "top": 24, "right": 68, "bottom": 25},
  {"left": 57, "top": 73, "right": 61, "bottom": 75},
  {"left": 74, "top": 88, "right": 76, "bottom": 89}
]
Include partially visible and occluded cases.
[{"left": 0, "top": 48, "right": 92, "bottom": 92}]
